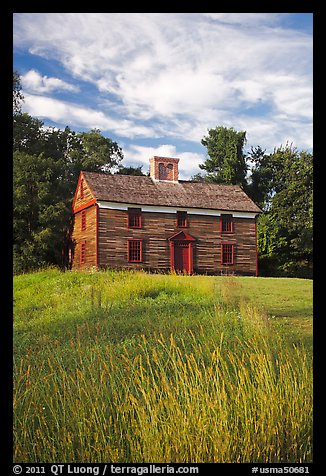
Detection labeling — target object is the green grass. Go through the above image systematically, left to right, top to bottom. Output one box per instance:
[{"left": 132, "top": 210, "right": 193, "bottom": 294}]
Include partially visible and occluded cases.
[{"left": 13, "top": 269, "right": 313, "bottom": 463}]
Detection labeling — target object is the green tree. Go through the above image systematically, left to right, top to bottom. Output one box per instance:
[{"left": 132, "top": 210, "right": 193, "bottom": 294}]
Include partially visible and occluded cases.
[
  {"left": 13, "top": 71, "right": 24, "bottom": 114},
  {"left": 13, "top": 109, "right": 124, "bottom": 272},
  {"left": 13, "top": 113, "right": 45, "bottom": 155},
  {"left": 200, "top": 126, "right": 248, "bottom": 187},
  {"left": 74, "top": 129, "right": 123, "bottom": 173},
  {"left": 256, "top": 144, "right": 313, "bottom": 277},
  {"left": 246, "top": 146, "right": 273, "bottom": 210},
  {"left": 13, "top": 151, "right": 70, "bottom": 272},
  {"left": 116, "top": 165, "right": 146, "bottom": 176}
]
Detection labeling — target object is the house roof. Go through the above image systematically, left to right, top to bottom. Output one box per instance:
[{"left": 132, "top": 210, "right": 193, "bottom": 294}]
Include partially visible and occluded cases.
[{"left": 82, "top": 171, "right": 261, "bottom": 213}]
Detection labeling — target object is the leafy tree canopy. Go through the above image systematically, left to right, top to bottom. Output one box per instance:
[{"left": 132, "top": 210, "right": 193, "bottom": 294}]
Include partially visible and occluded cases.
[
  {"left": 13, "top": 71, "right": 24, "bottom": 114},
  {"left": 13, "top": 73, "right": 124, "bottom": 272},
  {"left": 200, "top": 126, "right": 247, "bottom": 187},
  {"left": 252, "top": 144, "right": 313, "bottom": 277},
  {"left": 116, "top": 165, "right": 146, "bottom": 176}
]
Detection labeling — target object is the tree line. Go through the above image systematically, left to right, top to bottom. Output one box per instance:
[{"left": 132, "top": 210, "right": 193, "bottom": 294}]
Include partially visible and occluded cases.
[{"left": 13, "top": 73, "right": 312, "bottom": 277}]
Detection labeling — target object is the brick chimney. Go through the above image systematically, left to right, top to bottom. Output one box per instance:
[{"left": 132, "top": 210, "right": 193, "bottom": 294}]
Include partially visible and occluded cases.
[{"left": 149, "top": 156, "right": 179, "bottom": 182}]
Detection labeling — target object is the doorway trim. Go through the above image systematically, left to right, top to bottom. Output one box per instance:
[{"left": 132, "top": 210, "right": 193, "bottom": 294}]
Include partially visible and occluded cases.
[{"left": 168, "top": 231, "right": 196, "bottom": 274}]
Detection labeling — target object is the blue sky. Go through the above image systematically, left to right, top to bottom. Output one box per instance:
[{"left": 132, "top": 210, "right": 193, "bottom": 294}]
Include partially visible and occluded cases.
[{"left": 13, "top": 13, "right": 313, "bottom": 179}]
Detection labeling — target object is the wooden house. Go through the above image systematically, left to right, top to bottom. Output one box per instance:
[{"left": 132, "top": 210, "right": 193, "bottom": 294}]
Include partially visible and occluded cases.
[{"left": 71, "top": 156, "right": 261, "bottom": 275}]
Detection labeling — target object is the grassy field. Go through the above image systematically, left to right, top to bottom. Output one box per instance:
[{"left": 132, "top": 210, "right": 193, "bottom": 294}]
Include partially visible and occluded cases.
[{"left": 13, "top": 269, "right": 313, "bottom": 463}]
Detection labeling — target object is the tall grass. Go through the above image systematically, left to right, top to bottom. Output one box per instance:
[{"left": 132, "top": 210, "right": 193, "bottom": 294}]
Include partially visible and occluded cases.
[{"left": 13, "top": 270, "right": 312, "bottom": 463}]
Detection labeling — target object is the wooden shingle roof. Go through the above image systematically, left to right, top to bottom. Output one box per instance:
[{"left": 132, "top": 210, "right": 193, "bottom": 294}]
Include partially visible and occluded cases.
[{"left": 82, "top": 171, "right": 261, "bottom": 213}]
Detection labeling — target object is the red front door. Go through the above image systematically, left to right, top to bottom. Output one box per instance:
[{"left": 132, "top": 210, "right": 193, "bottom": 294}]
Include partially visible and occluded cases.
[
  {"left": 169, "top": 231, "right": 196, "bottom": 275},
  {"left": 174, "top": 241, "right": 191, "bottom": 274}
]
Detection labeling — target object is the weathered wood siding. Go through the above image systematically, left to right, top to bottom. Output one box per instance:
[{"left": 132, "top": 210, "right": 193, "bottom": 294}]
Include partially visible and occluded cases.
[
  {"left": 73, "top": 174, "right": 96, "bottom": 212},
  {"left": 72, "top": 204, "right": 97, "bottom": 269},
  {"left": 98, "top": 208, "right": 257, "bottom": 275}
]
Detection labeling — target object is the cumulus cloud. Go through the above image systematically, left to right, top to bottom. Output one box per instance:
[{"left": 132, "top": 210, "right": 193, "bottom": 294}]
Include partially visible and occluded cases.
[{"left": 21, "top": 69, "right": 79, "bottom": 93}]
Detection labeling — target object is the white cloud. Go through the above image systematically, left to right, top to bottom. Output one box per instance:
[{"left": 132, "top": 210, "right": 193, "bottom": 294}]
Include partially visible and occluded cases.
[
  {"left": 14, "top": 13, "right": 313, "bottom": 155},
  {"left": 202, "top": 13, "right": 283, "bottom": 26},
  {"left": 21, "top": 69, "right": 79, "bottom": 93},
  {"left": 23, "top": 94, "right": 156, "bottom": 139},
  {"left": 236, "top": 116, "right": 313, "bottom": 152}
]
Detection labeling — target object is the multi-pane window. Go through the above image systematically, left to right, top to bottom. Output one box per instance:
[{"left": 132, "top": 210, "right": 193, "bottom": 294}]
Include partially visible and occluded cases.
[
  {"left": 128, "top": 208, "right": 142, "bottom": 228},
  {"left": 81, "top": 210, "right": 86, "bottom": 231},
  {"left": 177, "top": 211, "right": 188, "bottom": 227},
  {"left": 221, "top": 214, "right": 233, "bottom": 233},
  {"left": 128, "top": 239, "right": 143, "bottom": 262},
  {"left": 80, "top": 241, "right": 86, "bottom": 264},
  {"left": 221, "top": 243, "right": 234, "bottom": 265}
]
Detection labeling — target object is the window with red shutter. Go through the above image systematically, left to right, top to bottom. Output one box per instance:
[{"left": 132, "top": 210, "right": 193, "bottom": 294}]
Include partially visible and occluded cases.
[
  {"left": 128, "top": 208, "right": 142, "bottom": 228},
  {"left": 81, "top": 210, "right": 86, "bottom": 231},
  {"left": 177, "top": 211, "right": 188, "bottom": 227},
  {"left": 221, "top": 214, "right": 233, "bottom": 233},
  {"left": 128, "top": 239, "right": 143, "bottom": 262},
  {"left": 80, "top": 241, "right": 86, "bottom": 264},
  {"left": 221, "top": 243, "right": 234, "bottom": 265}
]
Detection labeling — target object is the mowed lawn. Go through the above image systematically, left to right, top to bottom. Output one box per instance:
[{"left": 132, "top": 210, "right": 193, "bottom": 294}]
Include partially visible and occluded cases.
[
  {"left": 13, "top": 269, "right": 313, "bottom": 463},
  {"left": 230, "top": 276, "right": 312, "bottom": 348}
]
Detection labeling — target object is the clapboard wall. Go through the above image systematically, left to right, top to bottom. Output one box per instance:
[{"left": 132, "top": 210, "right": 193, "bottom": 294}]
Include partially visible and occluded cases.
[{"left": 96, "top": 208, "right": 257, "bottom": 275}]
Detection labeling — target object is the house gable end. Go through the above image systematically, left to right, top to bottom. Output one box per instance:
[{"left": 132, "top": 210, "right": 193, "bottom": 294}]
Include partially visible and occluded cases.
[{"left": 72, "top": 171, "right": 97, "bottom": 213}]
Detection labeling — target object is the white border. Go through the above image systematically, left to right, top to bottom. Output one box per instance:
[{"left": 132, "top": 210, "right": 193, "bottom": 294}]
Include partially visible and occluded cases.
[{"left": 97, "top": 201, "right": 257, "bottom": 219}]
